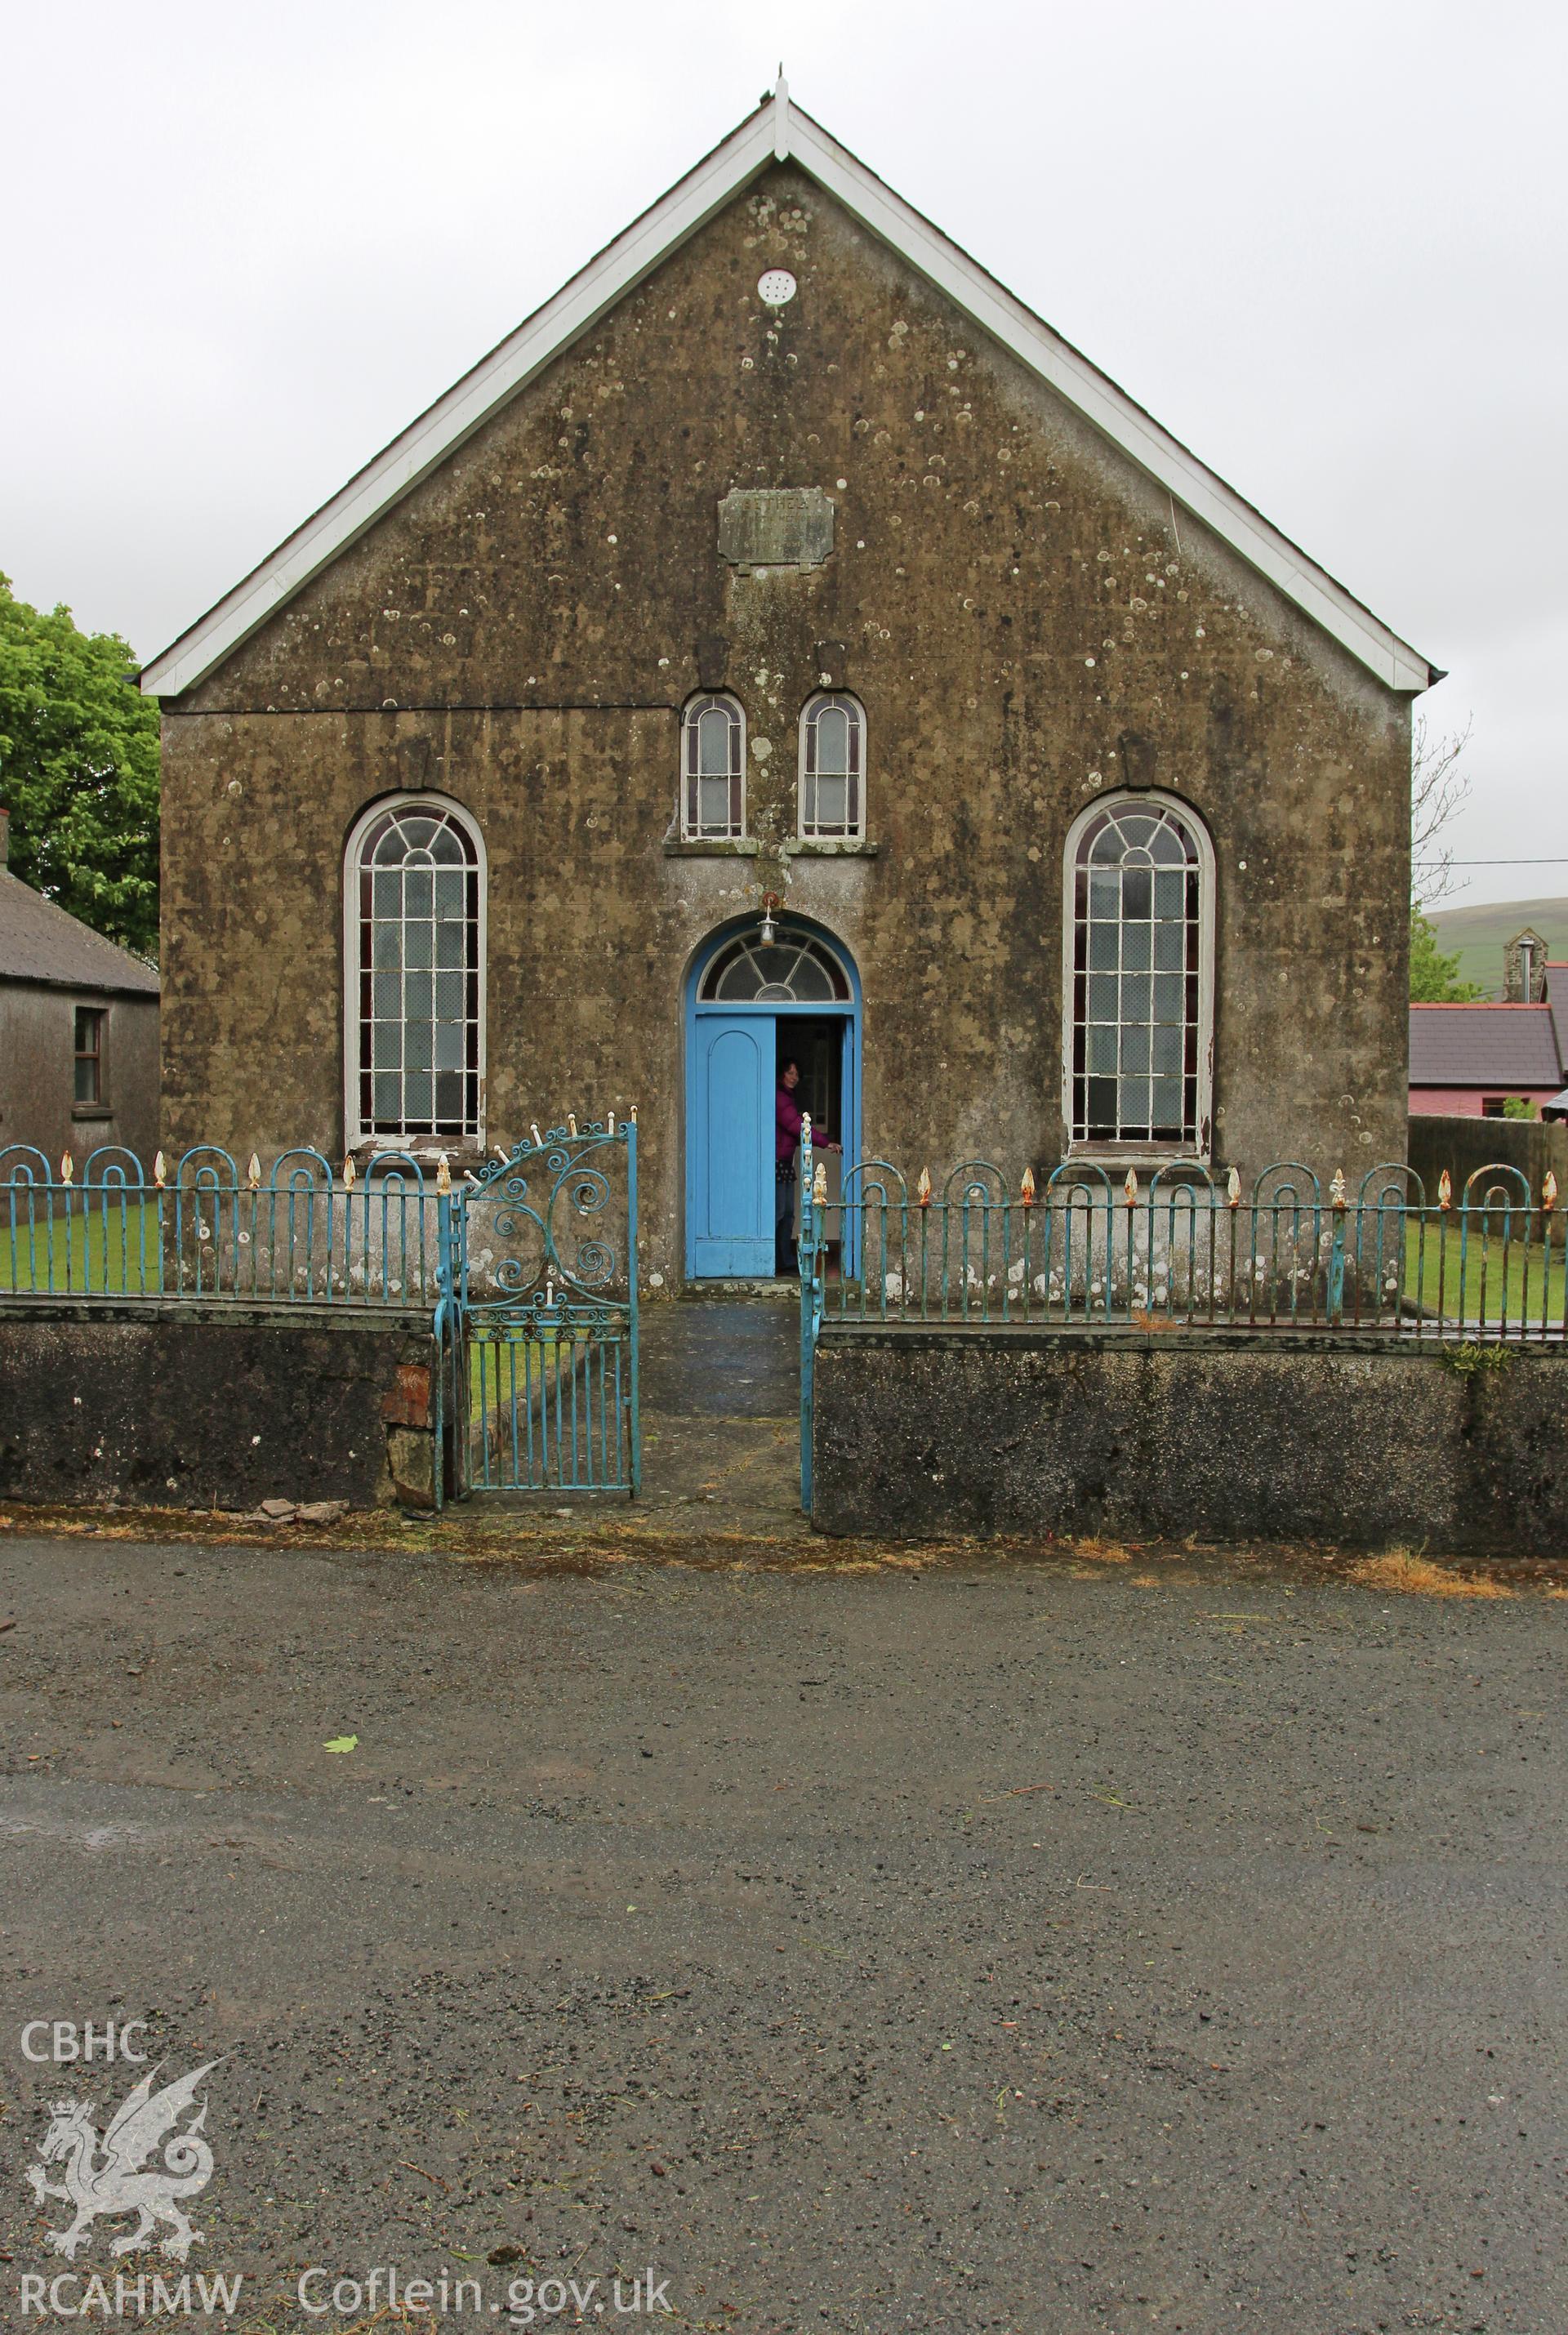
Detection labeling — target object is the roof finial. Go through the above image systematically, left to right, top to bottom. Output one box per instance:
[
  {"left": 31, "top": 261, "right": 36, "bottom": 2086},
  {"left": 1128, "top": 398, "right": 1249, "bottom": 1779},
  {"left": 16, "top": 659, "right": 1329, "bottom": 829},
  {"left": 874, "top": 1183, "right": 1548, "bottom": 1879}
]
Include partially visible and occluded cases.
[{"left": 773, "top": 65, "right": 791, "bottom": 160}]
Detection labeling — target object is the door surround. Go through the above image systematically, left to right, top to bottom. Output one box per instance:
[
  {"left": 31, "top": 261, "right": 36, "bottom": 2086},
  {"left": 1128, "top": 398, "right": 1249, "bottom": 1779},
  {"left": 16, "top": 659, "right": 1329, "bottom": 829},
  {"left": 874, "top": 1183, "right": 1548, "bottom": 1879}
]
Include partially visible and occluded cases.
[{"left": 683, "top": 912, "right": 862, "bottom": 1281}]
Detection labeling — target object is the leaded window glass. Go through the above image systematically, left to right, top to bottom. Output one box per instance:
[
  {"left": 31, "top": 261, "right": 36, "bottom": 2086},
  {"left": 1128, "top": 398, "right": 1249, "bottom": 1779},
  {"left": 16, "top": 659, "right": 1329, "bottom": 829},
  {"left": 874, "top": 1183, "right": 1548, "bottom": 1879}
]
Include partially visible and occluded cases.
[
  {"left": 799, "top": 693, "right": 864, "bottom": 839},
  {"left": 682, "top": 694, "right": 746, "bottom": 839},
  {"left": 1068, "top": 798, "right": 1207, "bottom": 1148},
  {"left": 352, "top": 800, "right": 483, "bottom": 1140},
  {"left": 698, "top": 931, "right": 852, "bottom": 1004}
]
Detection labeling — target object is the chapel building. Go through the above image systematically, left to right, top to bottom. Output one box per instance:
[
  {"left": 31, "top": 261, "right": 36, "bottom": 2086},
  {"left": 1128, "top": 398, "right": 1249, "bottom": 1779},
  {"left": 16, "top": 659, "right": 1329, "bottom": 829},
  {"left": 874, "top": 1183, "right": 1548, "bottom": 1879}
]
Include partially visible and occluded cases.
[{"left": 143, "top": 82, "right": 1437, "bottom": 1285}]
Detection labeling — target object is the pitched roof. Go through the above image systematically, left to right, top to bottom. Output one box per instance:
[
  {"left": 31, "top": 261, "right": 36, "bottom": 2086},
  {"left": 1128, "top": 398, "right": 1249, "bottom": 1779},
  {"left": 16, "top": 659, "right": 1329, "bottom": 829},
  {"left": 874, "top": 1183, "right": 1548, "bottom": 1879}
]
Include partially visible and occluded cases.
[
  {"left": 140, "top": 79, "right": 1437, "bottom": 704},
  {"left": 0, "top": 867, "right": 159, "bottom": 995},
  {"left": 1409, "top": 1003, "right": 1562, "bottom": 1088}
]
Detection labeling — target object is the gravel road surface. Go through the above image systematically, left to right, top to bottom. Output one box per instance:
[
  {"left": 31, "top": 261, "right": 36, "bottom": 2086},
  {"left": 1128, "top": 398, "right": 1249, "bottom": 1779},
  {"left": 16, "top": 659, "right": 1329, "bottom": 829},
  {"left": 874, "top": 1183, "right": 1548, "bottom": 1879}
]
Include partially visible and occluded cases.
[{"left": 0, "top": 1532, "right": 1562, "bottom": 2333}]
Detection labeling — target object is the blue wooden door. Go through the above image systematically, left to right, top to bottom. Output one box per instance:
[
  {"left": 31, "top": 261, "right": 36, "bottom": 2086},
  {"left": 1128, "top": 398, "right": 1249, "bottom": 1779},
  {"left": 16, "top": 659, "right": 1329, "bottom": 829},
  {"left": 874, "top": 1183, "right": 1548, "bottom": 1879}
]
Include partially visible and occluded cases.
[{"left": 690, "top": 1014, "right": 775, "bottom": 1277}]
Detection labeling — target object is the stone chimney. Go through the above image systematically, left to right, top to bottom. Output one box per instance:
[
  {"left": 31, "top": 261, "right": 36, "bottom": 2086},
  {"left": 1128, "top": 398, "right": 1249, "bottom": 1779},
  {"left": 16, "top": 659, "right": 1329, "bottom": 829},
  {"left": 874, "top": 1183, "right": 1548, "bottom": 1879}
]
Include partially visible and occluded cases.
[{"left": 1504, "top": 927, "right": 1548, "bottom": 1003}]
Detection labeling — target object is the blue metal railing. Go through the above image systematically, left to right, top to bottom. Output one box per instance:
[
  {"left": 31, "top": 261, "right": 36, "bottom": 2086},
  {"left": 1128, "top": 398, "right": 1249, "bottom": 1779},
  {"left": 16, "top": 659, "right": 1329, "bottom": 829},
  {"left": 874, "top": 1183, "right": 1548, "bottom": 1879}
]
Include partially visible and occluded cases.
[{"left": 0, "top": 1143, "right": 441, "bottom": 1305}]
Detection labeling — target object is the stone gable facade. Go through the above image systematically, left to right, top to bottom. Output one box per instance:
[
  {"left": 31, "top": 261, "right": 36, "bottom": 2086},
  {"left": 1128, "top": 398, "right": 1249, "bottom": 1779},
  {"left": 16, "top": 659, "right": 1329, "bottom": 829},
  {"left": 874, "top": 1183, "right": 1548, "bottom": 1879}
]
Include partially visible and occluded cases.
[{"left": 154, "top": 131, "right": 1424, "bottom": 1285}]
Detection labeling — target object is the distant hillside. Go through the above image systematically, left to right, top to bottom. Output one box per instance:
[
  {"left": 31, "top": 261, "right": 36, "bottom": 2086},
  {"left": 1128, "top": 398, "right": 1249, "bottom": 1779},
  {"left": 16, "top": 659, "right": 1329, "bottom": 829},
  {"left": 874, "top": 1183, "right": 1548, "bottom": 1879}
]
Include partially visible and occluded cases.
[{"left": 1426, "top": 897, "right": 1568, "bottom": 998}]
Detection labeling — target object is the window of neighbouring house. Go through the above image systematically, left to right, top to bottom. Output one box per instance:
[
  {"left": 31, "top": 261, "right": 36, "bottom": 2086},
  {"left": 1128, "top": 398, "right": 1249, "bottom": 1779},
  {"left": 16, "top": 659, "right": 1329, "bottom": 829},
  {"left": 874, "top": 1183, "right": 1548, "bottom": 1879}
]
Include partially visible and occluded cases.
[
  {"left": 799, "top": 693, "right": 865, "bottom": 840},
  {"left": 681, "top": 694, "right": 746, "bottom": 840},
  {"left": 1064, "top": 793, "right": 1214, "bottom": 1153},
  {"left": 346, "top": 797, "right": 484, "bottom": 1144},
  {"left": 73, "top": 1006, "right": 105, "bottom": 1107},
  {"left": 1481, "top": 1097, "right": 1506, "bottom": 1118}
]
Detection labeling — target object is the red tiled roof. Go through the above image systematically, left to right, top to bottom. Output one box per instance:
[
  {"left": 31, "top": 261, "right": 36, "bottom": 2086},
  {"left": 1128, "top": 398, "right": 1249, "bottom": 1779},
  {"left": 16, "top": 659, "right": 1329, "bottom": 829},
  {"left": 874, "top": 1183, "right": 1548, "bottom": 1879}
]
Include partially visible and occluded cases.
[{"left": 1409, "top": 1002, "right": 1563, "bottom": 1086}]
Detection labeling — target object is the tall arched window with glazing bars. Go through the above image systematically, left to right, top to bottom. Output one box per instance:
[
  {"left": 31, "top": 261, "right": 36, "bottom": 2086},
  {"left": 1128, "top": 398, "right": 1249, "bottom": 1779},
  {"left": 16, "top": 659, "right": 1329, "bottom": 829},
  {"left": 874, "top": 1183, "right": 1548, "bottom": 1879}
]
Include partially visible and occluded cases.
[
  {"left": 798, "top": 693, "right": 865, "bottom": 840},
  {"left": 681, "top": 694, "right": 746, "bottom": 840},
  {"left": 1064, "top": 793, "right": 1214, "bottom": 1154},
  {"left": 346, "top": 797, "right": 484, "bottom": 1144}
]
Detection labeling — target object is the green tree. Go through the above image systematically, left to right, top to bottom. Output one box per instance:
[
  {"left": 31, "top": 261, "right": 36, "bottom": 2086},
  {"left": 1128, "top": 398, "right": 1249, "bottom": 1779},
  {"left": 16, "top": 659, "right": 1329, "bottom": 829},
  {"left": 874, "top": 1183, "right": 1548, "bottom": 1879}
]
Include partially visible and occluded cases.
[
  {"left": 0, "top": 572, "right": 159, "bottom": 958},
  {"left": 1410, "top": 902, "right": 1483, "bottom": 1003}
]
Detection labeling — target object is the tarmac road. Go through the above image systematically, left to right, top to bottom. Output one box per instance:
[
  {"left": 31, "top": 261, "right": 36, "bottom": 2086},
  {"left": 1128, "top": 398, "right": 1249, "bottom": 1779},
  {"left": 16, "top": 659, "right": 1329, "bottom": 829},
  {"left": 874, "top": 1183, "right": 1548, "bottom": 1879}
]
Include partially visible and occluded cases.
[{"left": 0, "top": 1531, "right": 1563, "bottom": 2334}]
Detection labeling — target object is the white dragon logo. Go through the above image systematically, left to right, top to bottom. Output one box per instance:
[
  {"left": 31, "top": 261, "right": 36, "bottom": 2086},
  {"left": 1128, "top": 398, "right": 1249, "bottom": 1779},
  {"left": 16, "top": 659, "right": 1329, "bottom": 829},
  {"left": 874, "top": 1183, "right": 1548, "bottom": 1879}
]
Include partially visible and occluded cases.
[{"left": 25, "top": 2061, "right": 217, "bottom": 2261}]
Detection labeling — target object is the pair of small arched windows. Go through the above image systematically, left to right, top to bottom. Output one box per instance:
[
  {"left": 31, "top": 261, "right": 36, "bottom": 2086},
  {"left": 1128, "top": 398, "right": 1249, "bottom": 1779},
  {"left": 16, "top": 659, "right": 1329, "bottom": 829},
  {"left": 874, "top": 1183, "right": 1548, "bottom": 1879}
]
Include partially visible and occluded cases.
[{"left": 681, "top": 692, "right": 864, "bottom": 844}]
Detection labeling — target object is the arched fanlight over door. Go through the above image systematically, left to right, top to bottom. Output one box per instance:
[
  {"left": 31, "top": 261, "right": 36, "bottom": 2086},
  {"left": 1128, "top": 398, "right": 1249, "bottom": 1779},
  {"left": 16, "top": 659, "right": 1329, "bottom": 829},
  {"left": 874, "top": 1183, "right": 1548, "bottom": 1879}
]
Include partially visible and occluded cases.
[{"left": 698, "top": 929, "right": 853, "bottom": 1004}]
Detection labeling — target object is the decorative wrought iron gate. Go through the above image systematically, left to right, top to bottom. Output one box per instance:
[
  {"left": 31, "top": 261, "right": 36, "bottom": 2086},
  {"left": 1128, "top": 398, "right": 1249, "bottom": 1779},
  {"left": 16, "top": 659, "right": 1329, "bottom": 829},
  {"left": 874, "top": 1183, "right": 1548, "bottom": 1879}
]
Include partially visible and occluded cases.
[{"left": 436, "top": 1116, "right": 639, "bottom": 1500}]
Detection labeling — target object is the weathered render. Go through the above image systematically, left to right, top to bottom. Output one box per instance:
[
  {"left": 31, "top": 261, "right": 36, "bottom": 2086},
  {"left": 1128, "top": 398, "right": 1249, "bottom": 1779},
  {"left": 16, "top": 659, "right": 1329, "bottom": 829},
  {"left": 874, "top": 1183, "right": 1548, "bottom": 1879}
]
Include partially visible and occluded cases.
[
  {"left": 149, "top": 100, "right": 1425, "bottom": 1284},
  {"left": 0, "top": 1307, "right": 435, "bottom": 1509},
  {"left": 812, "top": 1328, "right": 1568, "bottom": 1553}
]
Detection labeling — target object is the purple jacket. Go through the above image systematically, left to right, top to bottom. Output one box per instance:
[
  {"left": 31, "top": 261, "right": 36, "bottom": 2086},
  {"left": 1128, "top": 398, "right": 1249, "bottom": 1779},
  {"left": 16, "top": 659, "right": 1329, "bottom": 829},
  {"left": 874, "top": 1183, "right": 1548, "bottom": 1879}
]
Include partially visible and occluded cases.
[{"left": 776, "top": 1085, "right": 806, "bottom": 1165}]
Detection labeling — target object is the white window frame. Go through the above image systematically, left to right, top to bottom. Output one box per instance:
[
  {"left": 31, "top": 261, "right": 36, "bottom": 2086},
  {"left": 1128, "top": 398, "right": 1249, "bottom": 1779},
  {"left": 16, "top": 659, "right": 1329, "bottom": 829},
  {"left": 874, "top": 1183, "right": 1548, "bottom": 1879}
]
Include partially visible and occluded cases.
[
  {"left": 797, "top": 692, "right": 866, "bottom": 841},
  {"left": 680, "top": 693, "right": 747, "bottom": 840},
  {"left": 1060, "top": 789, "right": 1215, "bottom": 1162},
  {"left": 343, "top": 793, "right": 488, "bottom": 1152}
]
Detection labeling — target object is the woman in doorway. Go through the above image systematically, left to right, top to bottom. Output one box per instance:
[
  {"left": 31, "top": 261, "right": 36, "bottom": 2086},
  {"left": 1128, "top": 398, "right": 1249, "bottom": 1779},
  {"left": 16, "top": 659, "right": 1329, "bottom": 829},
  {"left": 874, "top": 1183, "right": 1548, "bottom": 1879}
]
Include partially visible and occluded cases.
[{"left": 776, "top": 1059, "right": 839, "bottom": 1275}]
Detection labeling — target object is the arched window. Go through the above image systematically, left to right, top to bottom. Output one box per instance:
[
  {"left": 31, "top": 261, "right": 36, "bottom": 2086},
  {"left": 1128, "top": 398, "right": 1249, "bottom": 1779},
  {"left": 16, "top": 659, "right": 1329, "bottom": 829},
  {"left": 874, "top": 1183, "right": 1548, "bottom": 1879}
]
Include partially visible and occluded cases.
[
  {"left": 799, "top": 693, "right": 865, "bottom": 840},
  {"left": 681, "top": 694, "right": 746, "bottom": 840},
  {"left": 1064, "top": 793, "right": 1214, "bottom": 1154},
  {"left": 345, "top": 797, "right": 484, "bottom": 1144},
  {"left": 697, "top": 929, "right": 852, "bottom": 1004}
]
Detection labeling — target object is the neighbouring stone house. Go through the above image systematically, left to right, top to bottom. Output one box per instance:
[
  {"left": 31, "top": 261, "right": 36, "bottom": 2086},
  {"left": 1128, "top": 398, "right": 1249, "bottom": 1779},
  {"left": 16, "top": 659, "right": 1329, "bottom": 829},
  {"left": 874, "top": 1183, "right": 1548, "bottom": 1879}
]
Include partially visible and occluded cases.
[
  {"left": 141, "top": 83, "right": 1437, "bottom": 1284},
  {"left": 0, "top": 806, "right": 159, "bottom": 1173}
]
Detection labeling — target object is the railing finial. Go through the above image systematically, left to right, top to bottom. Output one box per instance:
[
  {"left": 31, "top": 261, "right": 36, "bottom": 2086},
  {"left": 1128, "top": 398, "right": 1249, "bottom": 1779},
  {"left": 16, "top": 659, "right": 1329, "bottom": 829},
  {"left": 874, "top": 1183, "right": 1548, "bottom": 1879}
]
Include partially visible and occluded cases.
[
  {"left": 154, "top": 1150, "right": 167, "bottom": 1189},
  {"left": 60, "top": 1152, "right": 74, "bottom": 1185},
  {"left": 247, "top": 1152, "right": 261, "bottom": 1191},
  {"left": 436, "top": 1152, "right": 452, "bottom": 1196},
  {"left": 342, "top": 1155, "right": 355, "bottom": 1190},
  {"left": 813, "top": 1160, "right": 827, "bottom": 1205},
  {"left": 1021, "top": 1165, "right": 1036, "bottom": 1207},
  {"left": 1226, "top": 1165, "right": 1241, "bottom": 1208},
  {"left": 916, "top": 1167, "right": 932, "bottom": 1208},
  {"left": 1330, "top": 1167, "right": 1348, "bottom": 1211},
  {"left": 1123, "top": 1168, "right": 1138, "bottom": 1207},
  {"left": 1437, "top": 1168, "right": 1452, "bottom": 1212},
  {"left": 1545, "top": 1170, "right": 1558, "bottom": 1213}
]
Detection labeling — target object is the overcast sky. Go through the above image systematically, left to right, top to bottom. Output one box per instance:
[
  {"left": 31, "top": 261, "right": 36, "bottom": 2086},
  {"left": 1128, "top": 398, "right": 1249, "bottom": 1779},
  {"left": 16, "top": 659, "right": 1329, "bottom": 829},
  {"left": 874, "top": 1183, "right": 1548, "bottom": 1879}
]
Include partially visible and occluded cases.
[{"left": 6, "top": 0, "right": 1564, "bottom": 907}]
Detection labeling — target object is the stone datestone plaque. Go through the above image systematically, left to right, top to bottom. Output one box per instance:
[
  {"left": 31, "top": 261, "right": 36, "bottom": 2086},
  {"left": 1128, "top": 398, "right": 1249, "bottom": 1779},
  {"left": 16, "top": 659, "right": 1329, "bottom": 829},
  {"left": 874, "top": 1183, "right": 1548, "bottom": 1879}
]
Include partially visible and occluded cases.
[{"left": 718, "top": 488, "right": 835, "bottom": 571}]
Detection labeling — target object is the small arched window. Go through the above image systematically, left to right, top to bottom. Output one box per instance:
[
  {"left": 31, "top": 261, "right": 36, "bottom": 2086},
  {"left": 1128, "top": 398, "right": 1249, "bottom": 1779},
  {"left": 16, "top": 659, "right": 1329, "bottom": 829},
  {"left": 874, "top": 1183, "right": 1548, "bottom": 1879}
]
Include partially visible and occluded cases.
[
  {"left": 799, "top": 693, "right": 865, "bottom": 840},
  {"left": 681, "top": 694, "right": 746, "bottom": 840},
  {"left": 1064, "top": 793, "right": 1214, "bottom": 1154},
  {"left": 346, "top": 796, "right": 484, "bottom": 1144}
]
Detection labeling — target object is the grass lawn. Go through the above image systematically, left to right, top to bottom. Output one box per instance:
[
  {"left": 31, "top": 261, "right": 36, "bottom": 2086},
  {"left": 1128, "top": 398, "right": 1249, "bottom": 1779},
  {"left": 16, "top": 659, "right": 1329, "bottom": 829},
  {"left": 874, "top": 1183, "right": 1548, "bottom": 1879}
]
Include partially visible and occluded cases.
[
  {"left": 0, "top": 1198, "right": 163, "bottom": 1295},
  {"left": 1402, "top": 1221, "right": 1568, "bottom": 1326}
]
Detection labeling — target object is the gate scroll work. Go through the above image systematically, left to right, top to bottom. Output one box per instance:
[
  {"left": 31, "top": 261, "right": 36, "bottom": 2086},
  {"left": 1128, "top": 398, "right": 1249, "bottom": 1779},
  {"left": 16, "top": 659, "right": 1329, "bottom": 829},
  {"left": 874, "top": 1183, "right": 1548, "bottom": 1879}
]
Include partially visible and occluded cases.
[{"left": 435, "top": 1116, "right": 639, "bottom": 1500}]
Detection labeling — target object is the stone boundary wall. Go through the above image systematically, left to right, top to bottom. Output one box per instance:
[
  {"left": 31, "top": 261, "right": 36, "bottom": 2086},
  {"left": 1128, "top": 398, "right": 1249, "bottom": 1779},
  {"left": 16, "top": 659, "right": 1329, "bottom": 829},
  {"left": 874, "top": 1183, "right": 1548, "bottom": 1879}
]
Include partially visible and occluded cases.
[
  {"left": 0, "top": 1304, "right": 439, "bottom": 1512},
  {"left": 812, "top": 1326, "right": 1568, "bottom": 1553}
]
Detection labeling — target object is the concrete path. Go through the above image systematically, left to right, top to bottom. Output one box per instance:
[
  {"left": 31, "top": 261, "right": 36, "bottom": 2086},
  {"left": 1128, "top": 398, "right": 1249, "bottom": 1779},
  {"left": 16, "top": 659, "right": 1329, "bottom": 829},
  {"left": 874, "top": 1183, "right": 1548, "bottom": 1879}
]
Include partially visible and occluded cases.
[{"left": 634, "top": 1296, "right": 804, "bottom": 1536}]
